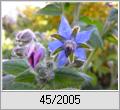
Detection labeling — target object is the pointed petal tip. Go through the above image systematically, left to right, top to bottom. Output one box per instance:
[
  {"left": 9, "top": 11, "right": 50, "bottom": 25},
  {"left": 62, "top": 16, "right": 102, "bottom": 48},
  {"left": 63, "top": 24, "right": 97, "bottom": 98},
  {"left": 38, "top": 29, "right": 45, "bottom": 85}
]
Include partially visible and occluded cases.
[{"left": 58, "top": 15, "right": 72, "bottom": 39}]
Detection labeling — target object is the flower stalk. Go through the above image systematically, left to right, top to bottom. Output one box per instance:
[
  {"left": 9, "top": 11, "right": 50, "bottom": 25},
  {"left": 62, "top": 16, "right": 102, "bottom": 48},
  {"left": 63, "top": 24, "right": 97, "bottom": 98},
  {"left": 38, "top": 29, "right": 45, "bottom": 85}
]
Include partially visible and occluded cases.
[
  {"left": 72, "top": 3, "right": 81, "bottom": 26},
  {"left": 81, "top": 48, "right": 97, "bottom": 71}
]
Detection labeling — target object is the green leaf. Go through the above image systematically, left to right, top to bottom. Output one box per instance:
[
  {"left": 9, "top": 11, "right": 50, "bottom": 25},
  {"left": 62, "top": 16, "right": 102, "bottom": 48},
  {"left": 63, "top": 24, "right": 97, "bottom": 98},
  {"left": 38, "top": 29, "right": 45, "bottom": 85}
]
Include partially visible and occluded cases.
[
  {"left": 37, "top": 4, "right": 62, "bottom": 16},
  {"left": 80, "top": 16, "right": 103, "bottom": 32},
  {"left": 80, "top": 16, "right": 93, "bottom": 24},
  {"left": 92, "top": 20, "right": 103, "bottom": 33},
  {"left": 71, "top": 26, "right": 80, "bottom": 37},
  {"left": 88, "top": 28, "right": 103, "bottom": 48},
  {"left": 51, "top": 34, "right": 64, "bottom": 41},
  {"left": 105, "top": 34, "right": 118, "bottom": 44},
  {"left": 78, "top": 43, "right": 91, "bottom": 49},
  {"left": 52, "top": 47, "right": 63, "bottom": 55},
  {"left": 69, "top": 53, "right": 74, "bottom": 63},
  {"left": 107, "top": 53, "right": 117, "bottom": 61},
  {"left": 2, "top": 59, "right": 29, "bottom": 76},
  {"left": 99, "top": 66, "right": 110, "bottom": 75},
  {"left": 42, "top": 67, "right": 92, "bottom": 90},
  {"left": 55, "top": 67, "right": 92, "bottom": 81},
  {"left": 15, "top": 70, "right": 36, "bottom": 83},
  {"left": 78, "top": 72, "right": 92, "bottom": 82},
  {"left": 80, "top": 72, "right": 98, "bottom": 90},
  {"left": 87, "top": 72, "right": 98, "bottom": 86},
  {"left": 2, "top": 74, "right": 15, "bottom": 90},
  {"left": 45, "top": 74, "right": 83, "bottom": 89},
  {"left": 6, "top": 82, "right": 36, "bottom": 90}
]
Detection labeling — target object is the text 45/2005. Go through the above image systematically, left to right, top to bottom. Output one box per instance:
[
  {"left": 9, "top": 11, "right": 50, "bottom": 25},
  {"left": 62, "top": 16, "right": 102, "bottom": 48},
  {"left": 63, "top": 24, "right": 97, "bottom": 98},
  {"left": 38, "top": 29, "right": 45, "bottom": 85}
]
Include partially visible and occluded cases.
[{"left": 40, "top": 95, "right": 80, "bottom": 104}]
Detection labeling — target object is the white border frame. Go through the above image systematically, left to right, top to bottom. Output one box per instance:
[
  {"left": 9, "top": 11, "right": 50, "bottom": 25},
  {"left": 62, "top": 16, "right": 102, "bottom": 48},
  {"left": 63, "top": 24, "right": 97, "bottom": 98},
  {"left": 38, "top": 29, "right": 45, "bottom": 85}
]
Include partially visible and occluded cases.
[{"left": 0, "top": 0, "right": 119, "bottom": 92}]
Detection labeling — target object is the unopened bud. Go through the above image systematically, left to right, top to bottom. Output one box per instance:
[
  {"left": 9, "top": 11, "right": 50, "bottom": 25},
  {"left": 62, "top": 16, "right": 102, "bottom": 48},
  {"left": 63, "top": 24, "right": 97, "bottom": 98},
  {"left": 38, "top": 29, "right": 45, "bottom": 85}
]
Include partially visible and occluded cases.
[
  {"left": 16, "top": 29, "right": 36, "bottom": 46},
  {"left": 26, "top": 42, "right": 45, "bottom": 68},
  {"left": 13, "top": 46, "right": 26, "bottom": 57},
  {"left": 46, "top": 61, "right": 54, "bottom": 70},
  {"left": 35, "top": 64, "right": 55, "bottom": 83}
]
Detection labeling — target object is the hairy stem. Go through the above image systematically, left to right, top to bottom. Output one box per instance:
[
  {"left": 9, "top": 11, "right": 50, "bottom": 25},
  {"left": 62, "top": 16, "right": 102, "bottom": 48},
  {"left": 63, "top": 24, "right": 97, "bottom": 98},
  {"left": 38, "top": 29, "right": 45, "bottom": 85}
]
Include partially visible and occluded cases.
[
  {"left": 61, "top": 3, "right": 65, "bottom": 15},
  {"left": 72, "top": 3, "right": 81, "bottom": 26},
  {"left": 81, "top": 48, "right": 97, "bottom": 71}
]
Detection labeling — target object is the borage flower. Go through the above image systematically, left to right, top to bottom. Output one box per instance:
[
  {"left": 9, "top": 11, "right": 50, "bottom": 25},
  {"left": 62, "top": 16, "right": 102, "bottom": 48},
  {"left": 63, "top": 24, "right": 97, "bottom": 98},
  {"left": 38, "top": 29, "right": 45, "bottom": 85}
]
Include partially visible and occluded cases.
[{"left": 49, "top": 16, "right": 94, "bottom": 68}]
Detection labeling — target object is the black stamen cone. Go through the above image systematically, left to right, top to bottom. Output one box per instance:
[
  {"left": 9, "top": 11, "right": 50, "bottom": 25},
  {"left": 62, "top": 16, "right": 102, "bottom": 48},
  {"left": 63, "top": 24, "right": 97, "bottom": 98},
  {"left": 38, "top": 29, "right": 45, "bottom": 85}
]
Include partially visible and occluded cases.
[{"left": 65, "top": 46, "right": 73, "bottom": 57}]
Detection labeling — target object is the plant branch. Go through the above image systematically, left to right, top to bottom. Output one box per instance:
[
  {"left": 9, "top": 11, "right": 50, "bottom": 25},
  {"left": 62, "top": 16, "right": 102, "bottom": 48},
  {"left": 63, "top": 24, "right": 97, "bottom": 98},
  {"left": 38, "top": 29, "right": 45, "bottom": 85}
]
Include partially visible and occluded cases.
[
  {"left": 61, "top": 3, "right": 65, "bottom": 15},
  {"left": 81, "top": 48, "right": 97, "bottom": 71}
]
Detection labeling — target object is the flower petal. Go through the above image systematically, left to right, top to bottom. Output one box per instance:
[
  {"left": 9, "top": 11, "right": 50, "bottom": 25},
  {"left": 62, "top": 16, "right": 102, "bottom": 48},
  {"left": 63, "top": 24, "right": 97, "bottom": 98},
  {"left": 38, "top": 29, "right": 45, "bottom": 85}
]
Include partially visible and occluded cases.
[
  {"left": 58, "top": 16, "right": 72, "bottom": 40},
  {"left": 75, "top": 30, "right": 93, "bottom": 43},
  {"left": 48, "top": 40, "right": 63, "bottom": 53},
  {"left": 27, "top": 43, "right": 35, "bottom": 58},
  {"left": 27, "top": 43, "right": 45, "bottom": 68},
  {"left": 34, "top": 44, "right": 45, "bottom": 67},
  {"left": 74, "top": 48, "right": 86, "bottom": 61},
  {"left": 57, "top": 50, "right": 68, "bottom": 68},
  {"left": 28, "top": 52, "right": 34, "bottom": 68}
]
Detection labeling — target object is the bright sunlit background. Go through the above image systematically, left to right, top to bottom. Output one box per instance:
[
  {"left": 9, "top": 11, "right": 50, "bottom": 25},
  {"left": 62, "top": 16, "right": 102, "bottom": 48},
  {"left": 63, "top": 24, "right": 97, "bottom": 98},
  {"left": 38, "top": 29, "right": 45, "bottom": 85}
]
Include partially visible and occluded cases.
[{"left": 2, "top": 1, "right": 47, "bottom": 20}]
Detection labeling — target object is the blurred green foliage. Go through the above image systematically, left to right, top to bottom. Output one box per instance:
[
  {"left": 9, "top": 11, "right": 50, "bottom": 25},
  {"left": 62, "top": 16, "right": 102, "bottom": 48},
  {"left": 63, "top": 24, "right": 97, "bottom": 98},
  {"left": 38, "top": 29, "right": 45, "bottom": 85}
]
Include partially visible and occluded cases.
[{"left": 2, "top": 2, "right": 118, "bottom": 90}]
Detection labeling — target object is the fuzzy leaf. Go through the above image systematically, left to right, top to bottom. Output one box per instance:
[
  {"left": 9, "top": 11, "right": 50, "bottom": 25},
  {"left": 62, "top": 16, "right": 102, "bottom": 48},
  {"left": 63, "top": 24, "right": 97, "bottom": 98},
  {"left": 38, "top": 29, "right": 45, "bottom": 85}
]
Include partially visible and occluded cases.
[
  {"left": 37, "top": 4, "right": 62, "bottom": 16},
  {"left": 71, "top": 26, "right": 80, "bottom": 37},
  {"left": 88, "top": 27, "right": 103, "bottom": 48},
  {"left": 51, "top": 34, "right": 64, "bottom": 41},
  {"left": 78, "top": 43, "right": 91, "bottom": 49},
  {"left": 52, "top": 47, "right": 63, "bottom": 55},
  {"left": 69, "top": 53, "right": 74, "bottom": 63},
  {"left": 2, "top": 59, "right": 29, "bottom": 76},
  {"left": 42, "top": 67, "right": 92, "bottom": 89},
  {"left": 15, "top": 70, "right": 36, "bottom": 83},
  {"left": 2, "top": 74, "right": 15, "bottom": 90},
  {"left": 6, "top": 82, "right": 36, "bottom": 90}
]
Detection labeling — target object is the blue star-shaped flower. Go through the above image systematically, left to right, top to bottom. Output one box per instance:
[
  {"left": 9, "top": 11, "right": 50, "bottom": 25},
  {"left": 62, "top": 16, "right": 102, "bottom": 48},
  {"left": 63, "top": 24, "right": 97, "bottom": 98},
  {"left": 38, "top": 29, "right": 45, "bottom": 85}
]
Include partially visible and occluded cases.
[{"left": 49, "top": 16, "right": 93, "bottom": 68}]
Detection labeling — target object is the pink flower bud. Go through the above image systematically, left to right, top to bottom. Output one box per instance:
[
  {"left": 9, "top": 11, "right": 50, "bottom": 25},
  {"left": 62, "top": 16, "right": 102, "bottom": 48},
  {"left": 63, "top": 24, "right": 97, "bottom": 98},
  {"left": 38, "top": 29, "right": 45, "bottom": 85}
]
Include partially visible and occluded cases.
[{"left": 26, "top": 43, "right": 45, "bottom": 68}]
